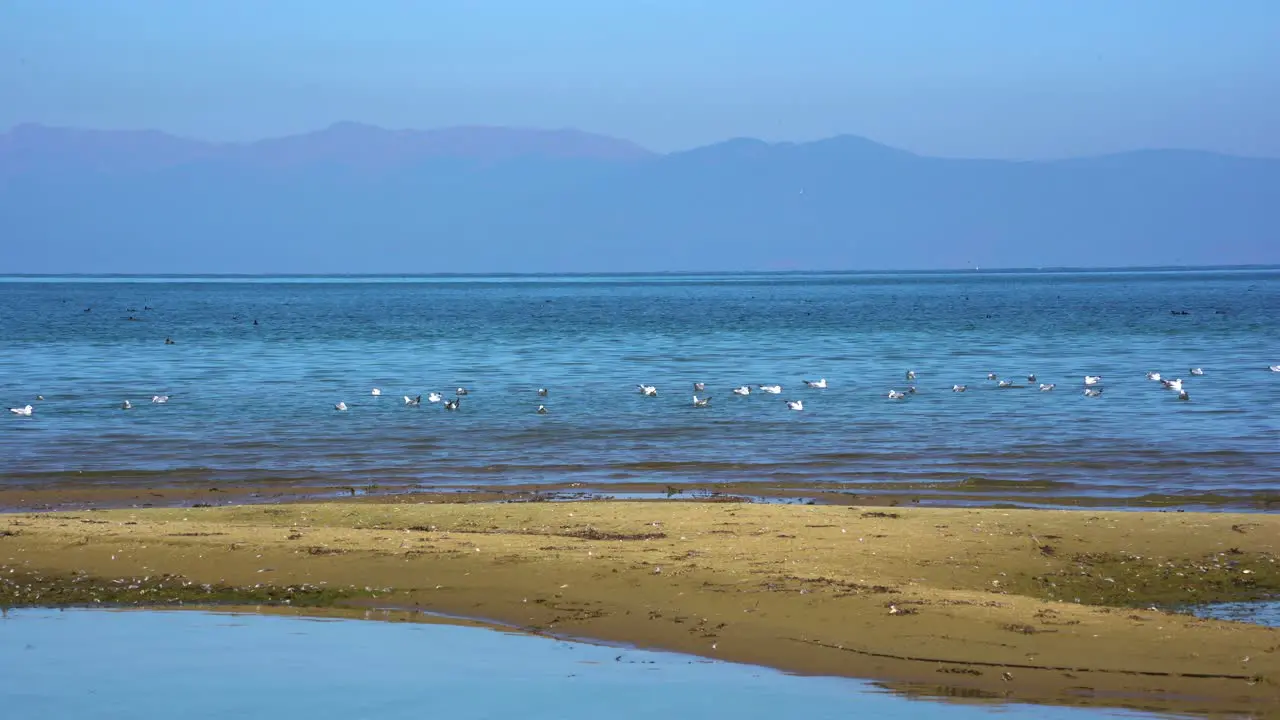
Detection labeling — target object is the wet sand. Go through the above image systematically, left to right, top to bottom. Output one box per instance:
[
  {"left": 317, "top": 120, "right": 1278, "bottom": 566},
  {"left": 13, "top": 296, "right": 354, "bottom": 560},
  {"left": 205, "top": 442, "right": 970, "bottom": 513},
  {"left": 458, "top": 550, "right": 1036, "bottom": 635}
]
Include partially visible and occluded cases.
[{"left": 3, "top": 500, "right": 1278, "bottom": 717}]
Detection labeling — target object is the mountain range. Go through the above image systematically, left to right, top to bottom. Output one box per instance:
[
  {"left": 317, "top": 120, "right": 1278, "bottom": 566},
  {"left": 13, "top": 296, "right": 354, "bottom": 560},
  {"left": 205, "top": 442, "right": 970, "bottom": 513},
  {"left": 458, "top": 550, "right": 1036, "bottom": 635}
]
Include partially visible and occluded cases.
[{"left": 2, "top": 122, "right": 1277, "bottom": 273}]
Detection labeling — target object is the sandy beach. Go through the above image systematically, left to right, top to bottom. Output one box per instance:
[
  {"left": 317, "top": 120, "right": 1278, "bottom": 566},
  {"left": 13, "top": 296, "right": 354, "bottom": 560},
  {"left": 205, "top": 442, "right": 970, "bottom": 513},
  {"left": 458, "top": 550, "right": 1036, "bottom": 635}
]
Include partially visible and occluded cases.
[{"left": 2, "top": 497, "right": 1278, "bottom": 716}]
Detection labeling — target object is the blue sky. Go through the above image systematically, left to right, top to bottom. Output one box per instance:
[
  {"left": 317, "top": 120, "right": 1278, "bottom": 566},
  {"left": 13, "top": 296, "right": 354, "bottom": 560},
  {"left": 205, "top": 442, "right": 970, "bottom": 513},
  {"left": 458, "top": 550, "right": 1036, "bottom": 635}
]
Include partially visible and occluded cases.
[{"left": 2, "top": 0, "right": 1278, "bottom": 158}]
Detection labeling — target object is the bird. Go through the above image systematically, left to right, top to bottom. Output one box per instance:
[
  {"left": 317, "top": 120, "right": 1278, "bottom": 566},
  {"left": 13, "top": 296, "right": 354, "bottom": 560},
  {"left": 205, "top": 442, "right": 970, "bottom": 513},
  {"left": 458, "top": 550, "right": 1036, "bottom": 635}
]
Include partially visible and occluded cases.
[
  {"left": 1270, "top": 365, "right": 1280, "bottom": 373},
  {"left": 1189, "top": 368, "right": 1204, "bottom": 376},
  {"left": 905, "top": 370, "right": 916, "bottom": 381},
  {"left": 1146, "top": 372, "right": 1162, "bottom": 382},
  {"left": 987, "top": 373, "right": 998, "bottom": 380},
  {"left": 1027, "top": 374, "right": 1037, "bottom": 383},
  {"left": 1084, "top": 375, "right": 1102, "bottom": 386},
  {"left": 803, "top": 378, "right": 827, "bottom": 389},
  {"left": 1161, "top": 378, "right": 1183, "bottom": 392},
  {"left": 997, "top": 379, "right": 1014, "bottom": 388},
  {"left": 692, "top": 382, "right": 706, "bottom": 392},
  {"left": 1040, "top": 383, "right": 1056, "bottom": 392},
  {"left": 637, "top": 384, "right": 658, "bottom": 397},
  {"left": 757, "top": 384, "right": 782, "bottom": 394},
  {"left": 952, "top": 384, "right": 967, "bottom": 392},
  {"left": 732, "top": 385, "right": 751, "bottom": 396},
  {"left": 906, "top": 386, "right": 917, "bottom": 394},
  {"left": 455, "top": 387, "right": 469, "bottom": 396},
  {"left": 371, "top": 388, "right": 381, "bottom": 396},
  {"left": 537, "top": 388, "right": 549, "bottom": 397},
  {"left": 1083, "top": 388, "right": 1103, "bottom": 398},
  {"left": 1178, "top": 389, "right": 1190, "bottom": 401},
  {"left": 887, "top": 390, "right": 907, "bottom": 400},
  {"left": 427, "top": 392, "right": 443, "bottom": 403},
  {"left": 35, "top": 395, "right": 43, "bottom": 401},
  {"left": 151, "top": 395, "right": 169, "bottom": 404},
  {"left": 404, "top": 395, "right": 421, "bottom": 406},
  {"left": 692, "top": 395, "right": 710, "bottom": 408},
  {"left": 444, "top": 398, "right": 460, "bottom": 410},
  {"left": 784, "top": 399, "right": 803, "bottom": 411},
  {"left": 121, "top": 400, "right": 133, "bottom": 410},
  {"left": 334, "top": 402, "right": 347, "bottom": 411},
  {"left": 537, "top": 404, "right": 548, "bottom": 414},
  {"left": 8, "top": 405, "right": 33, "bottom": 416}
]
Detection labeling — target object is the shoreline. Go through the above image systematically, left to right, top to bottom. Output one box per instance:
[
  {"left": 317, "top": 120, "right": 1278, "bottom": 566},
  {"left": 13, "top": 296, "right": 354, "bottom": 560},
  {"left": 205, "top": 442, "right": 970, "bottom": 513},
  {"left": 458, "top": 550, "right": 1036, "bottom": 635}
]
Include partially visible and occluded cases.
[{"left": 3, "top": 499, "right": 1278, "bottom": 716}]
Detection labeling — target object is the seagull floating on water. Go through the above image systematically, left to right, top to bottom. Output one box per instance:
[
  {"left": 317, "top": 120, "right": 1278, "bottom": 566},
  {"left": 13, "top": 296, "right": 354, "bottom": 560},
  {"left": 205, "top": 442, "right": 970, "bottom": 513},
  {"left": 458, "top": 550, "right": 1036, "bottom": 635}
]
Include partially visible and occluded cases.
[
  {"left": 1270, "top": 365, "right": 1280, "bottom": 373},
  {"left": 1189, "top": 368, "right": 1204, "bottom": 376},
  {"left": 905, "top": 370, "right": 916, "bottom": 381},
  {"left": 1146, "top": 372, "right": 1162, "bottom": 382},
  {"left": 987, "top": 373, "right": 998, "bottom": 381},
  {"left": 1027, "top": 374, "right": 1037, "bottom": 383},
  {"left": 1084, "top": 375, "right": 1102, "bottom": 386},
  {"left": 803, "top": 378, "right": 827, "bottom": 389},
  {"left": 1161, "top": 378, "right": 1183, "bottom": 392},
  {"left": 997, "top": 379, "right": 1014, "bottom": 388},
  {"left": 692, "top": 382, "right": 706, "bottom": 392},
  {"left": 1040, "top": 383, "right": 1055, "bottom": 392},
  {"left": 637, "top": 384, "right": 658, "bottom": 397},
  {"left": 757, "top": 384, "right": 782, "bottom": 394},
  {"left": 952, "top": 384, "right": 967, "bottom": 392},
  {"left": 732, "top": 385, "right": 751, "bottom": 396},
  {"left": 455, "top": 387, "right": 469, "bottom": 396},
  {"left": 371, "top": 388, "right": 381, "bottom": 396},
  {"left": 537, "top": 388, "right": 549, "bottom": 397},
  {"left": 1083, "top": 388, "right": 1103, "bottom": 398},
  {"left": 1178, "top": 389, "right": 1190, "bottom": 401},
  {"left": 887, "top": 390, "right": 907, "bottom": 400},
  {"left": 427, "top": 392, "right": 443, "bottom": 403},
  {"left": 35, "top": 395, "right": 43, "bottom": 401},
  {"left": 151, "top": 395, "right": 169, "bottom": 404},
  {"left": 404, "top": 395, "right": 421, "bottom": 406},
  {"left": 692, "top": 395, "right": 710, "bottom": 408},
  {"left": 444, "top": 398, "right": 460, "bottom": 410},
  {"left": 784, "top": 399, "right": 803, "bottom": 411},
  {"left": 121, "top": 400, "right": 133, "bottom": 410},
  {"left": 334, "top": 401, "right": 347, "bottom": 411},
  {"left": 537, "top": 404, "right": 548, "bottom": 414},
  {"left": 9, "top": 405, "right": 33, "bottom": 416}
]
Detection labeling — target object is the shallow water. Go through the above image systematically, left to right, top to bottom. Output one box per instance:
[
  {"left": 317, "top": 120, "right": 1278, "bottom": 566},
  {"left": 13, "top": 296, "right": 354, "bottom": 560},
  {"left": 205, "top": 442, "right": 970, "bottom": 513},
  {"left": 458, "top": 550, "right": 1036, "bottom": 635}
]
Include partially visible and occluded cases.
[
  {"left": 1, "top": 270, "right": 1278, "bottom": 507},
  {"left": 1190, "top": 600, "right": 1280, "bottom": 628},
  {"left": 0, "top": 609, "right": 1160, "bottom": 719}
]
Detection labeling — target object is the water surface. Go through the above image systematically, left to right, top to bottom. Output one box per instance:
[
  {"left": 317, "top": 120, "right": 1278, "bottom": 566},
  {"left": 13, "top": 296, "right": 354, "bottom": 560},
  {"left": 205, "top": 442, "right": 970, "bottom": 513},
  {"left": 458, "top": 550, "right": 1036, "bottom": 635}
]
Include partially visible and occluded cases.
[
  {"left": 2, "top": 270, "right": 1277, "bottom": 507},
  {"left": 0, "top": 609, "right": 1160, "bottom": 719}
]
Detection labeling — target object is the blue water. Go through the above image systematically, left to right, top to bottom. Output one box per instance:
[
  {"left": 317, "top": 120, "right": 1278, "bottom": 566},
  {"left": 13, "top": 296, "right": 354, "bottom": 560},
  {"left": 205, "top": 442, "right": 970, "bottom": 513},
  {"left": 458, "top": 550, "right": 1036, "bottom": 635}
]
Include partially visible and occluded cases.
[
  {"left": 1, "top": 270, "right": 1278, "bottom": 506},
  {"left": 0, "top": 609, "right": 1159, "bottom": 719}
]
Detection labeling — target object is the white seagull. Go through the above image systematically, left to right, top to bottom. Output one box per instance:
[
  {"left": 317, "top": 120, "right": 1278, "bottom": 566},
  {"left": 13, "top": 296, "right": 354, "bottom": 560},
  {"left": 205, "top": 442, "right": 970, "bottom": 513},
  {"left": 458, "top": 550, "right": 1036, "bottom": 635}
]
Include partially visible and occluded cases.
[
  {"left": 1270, "top": 365, "right": 1280, "bottom": 373},
  {"left": 1189, "top": 368, "right": 1204, "bottom": 376},
  {"left": 905, "top": 370, "right": 916, "bottom": 381},
  {"left": 1146, "top": 372, "right": 1162, "bottom": 382},
  {"left": 987, "top": 373, "right": 998, "bottom": 381},
  {"left": 1027, "top": 374, "right": 1037, "bottom": 383},
  {"left": 1084, "top": 375, "right": 1102, "bottom": 386},
  {"left": 803, "top": 378, "right": 827, "bottom": 389},
  {"left": 1161, "top": 378, "right": 1183, "bottom": 392},
  {"left": 997, "top": 379, "right": 1014, "bottom": 388},
  {"left": 693, "top": 382, "right": 706, "bottom": 392},
  {"left": 1040, "top": 383, "right": 1056, "bottom": 392},
  {"left": 637, "top": 384, "right": 658, "bottom": 397},
  {"left": 757, "top": 384, "right": 782, "bottom": 394},
  {"left": 952, "top": 384, "right": 967, "bottom": 392},
  {"left": 732, "top": 385, "right": 751, "bottom": 396},
  {"left": 455, "top": 387, "right": 469, "bottom": 396},
  {"left": 371, "top": 388, "right": 381, "bottom": 396},
  {"left": 537, "top": 388, "right": 549, "bottom": 397},
  {"left": 1083, "top": 388, "right": 1103, "bottom": 398},
  {"left": 1178, "top": 389, "right": 1190, "bottom": 401},
  {"left": 887, "top": 390, "right": 907, "bottom": 400},
  {"left": 427, "top": 392, "right": 443, "bottom": 403},
  {"left": 151, "top": 395, "right": 169, "bottom": 404},
  {"left": 404, "top": 395, "right": 421, "bottom": 406},
  {"left": 692, "top": 395, "right": 711, "bottom": 408},
  {"left": 444, "top": 398, "right": 460, "bottom": 410},
  {"left": 784, "top": 399, "right": 804, "bottom": 411},
  {"left": 121, "top": 400, "right": 133, "bottom": 410},
  {"left": 334, "top": 401, "right": 347, "bottom": 411},
  {"left": 537, "top": 404, "right": 548, "bottom": 414},
  {"left": 9, "top": 405, "right": 33, "bottom": 416}
]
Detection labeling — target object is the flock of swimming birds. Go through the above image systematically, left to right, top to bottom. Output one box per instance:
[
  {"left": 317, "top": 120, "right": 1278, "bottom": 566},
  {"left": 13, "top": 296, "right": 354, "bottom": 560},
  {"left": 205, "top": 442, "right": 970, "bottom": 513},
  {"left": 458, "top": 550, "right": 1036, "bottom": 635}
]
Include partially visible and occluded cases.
[{"left": 7, "top": 366, "right": 1279, "bottom": 419}]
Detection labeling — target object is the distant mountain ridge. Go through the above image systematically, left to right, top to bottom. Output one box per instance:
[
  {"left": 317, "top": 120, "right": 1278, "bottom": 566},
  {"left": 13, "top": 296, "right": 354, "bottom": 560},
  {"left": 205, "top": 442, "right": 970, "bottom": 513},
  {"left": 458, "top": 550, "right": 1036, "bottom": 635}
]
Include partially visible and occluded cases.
[{"left": 2, "top": 122, "right": 1277, "bottom": 273}]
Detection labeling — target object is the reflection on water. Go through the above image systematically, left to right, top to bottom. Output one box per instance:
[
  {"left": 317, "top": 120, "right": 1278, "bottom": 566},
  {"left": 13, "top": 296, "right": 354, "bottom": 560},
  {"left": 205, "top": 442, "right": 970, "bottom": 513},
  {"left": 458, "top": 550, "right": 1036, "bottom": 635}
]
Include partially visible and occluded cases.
[
  {"left": 1189, "top": 600, "right": 1280, "bottom": 628},
  {"left": 0, "top": 609, "right": 1160, "bottom": 720}
]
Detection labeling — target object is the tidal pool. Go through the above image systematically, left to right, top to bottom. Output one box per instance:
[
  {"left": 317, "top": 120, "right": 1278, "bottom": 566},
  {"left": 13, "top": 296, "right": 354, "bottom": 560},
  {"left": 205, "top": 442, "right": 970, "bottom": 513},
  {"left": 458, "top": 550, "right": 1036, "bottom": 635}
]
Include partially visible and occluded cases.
[{"left": 0, "top": 608, "right": 1163, "bottom": 719}]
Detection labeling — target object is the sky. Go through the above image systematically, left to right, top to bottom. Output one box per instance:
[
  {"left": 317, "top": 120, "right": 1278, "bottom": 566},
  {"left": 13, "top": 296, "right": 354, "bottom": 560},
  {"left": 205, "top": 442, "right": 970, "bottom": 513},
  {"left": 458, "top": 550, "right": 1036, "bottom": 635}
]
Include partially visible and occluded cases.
[{"left": 1, "top": 0, "right": 1278, "bottom": 159}]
